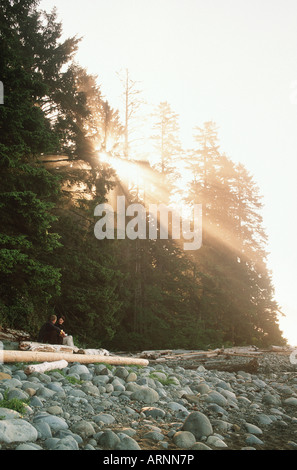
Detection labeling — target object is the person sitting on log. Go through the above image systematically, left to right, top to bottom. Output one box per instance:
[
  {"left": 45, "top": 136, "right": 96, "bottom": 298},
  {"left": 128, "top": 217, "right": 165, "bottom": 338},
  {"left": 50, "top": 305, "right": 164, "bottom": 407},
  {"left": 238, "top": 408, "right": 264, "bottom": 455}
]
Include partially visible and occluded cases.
[
  {"left": 38, "top": 314, "right": 66, "bottom": 345},
  {"left": 56, "top": 315, "right": 74, "bottom": 348}
]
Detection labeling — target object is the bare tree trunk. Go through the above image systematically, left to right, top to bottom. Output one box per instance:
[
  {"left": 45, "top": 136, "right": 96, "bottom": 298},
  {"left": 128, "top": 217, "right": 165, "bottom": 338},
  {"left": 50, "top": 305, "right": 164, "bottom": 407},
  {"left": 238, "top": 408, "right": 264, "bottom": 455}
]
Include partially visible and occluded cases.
[{"left": 2, "top": 350, "right": 149, "bottom": 366}]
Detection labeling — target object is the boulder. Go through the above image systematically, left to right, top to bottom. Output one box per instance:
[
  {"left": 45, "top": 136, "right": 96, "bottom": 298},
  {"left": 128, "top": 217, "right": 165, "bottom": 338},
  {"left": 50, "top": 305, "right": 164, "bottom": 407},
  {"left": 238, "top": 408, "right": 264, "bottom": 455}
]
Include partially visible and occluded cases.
[
  {"left": 130, "top": 385, "right": 159, "bottom": 404},
  {"left": 182, "top": 411, "right": 213, "bottom": 439},
  {"left": 0, "top": 419, "right": 38, "bottom": 444},
  {"left": 173, "top": 431, "right": 196, "bottom": 449}
]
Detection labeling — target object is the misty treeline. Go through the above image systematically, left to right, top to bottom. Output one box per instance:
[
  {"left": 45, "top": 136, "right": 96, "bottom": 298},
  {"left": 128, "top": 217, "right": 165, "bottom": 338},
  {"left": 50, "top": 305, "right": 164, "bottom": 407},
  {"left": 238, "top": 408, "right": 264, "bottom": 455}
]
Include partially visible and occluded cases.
[{"left": 0, "top": 0, "right": 285, "bottom": 350}]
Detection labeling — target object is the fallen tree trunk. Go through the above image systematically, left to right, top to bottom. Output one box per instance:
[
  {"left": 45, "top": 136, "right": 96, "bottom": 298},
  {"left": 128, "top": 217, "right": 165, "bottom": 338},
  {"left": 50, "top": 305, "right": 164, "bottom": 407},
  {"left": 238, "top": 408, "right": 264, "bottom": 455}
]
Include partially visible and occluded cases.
[
  {"left": 19, "top": 341, "right": 77, "bottom": 354},
  {"left": 1, "top": 350, "right": 149, "bottom": 366},
  {"left": 24, "top": 360, "right": 68, "bottom": 375}
]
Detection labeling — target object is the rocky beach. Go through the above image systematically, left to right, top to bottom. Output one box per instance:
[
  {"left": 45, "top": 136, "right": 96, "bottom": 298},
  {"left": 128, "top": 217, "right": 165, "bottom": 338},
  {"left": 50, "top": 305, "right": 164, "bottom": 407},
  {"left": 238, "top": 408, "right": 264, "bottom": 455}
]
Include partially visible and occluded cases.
[{"left": 0, "top": 342, "right": 297, "bottom": 452}]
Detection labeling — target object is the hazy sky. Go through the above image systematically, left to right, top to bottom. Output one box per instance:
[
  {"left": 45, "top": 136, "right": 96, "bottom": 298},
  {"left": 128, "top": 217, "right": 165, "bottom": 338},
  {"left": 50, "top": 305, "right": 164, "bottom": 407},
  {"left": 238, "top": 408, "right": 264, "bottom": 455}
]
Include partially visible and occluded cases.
[{"left": 40, "top": 0, "right": 297, "bottom": 345}]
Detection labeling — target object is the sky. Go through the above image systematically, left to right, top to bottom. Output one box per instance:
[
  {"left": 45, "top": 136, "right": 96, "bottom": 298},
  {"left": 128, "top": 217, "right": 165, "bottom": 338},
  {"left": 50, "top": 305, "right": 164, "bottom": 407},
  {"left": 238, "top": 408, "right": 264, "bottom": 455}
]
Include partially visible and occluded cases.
[{"left": 40, "top": 0, "right": 297, "bottom": 346}]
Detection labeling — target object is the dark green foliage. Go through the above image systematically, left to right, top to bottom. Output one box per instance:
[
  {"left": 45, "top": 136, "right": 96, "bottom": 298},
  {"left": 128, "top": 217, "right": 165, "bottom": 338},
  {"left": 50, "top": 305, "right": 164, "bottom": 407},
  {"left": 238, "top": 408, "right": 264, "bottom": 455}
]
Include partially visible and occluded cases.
[
  {"left": 0, "top": 164, "right": 62, "bottom": 331},
  {"left": 49, "top": 214, "right": 124, "bottom": 348},
  {"left": 110, "top": 237, "right": 202, "bottom": 350}
]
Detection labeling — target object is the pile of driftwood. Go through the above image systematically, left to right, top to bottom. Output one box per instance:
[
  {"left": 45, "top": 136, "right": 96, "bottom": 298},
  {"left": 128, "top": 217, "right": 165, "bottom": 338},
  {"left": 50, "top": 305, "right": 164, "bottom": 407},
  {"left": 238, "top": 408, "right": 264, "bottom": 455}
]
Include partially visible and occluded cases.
[
  {"left": 0, "top": 326, "right": 30, "bottom": 343},
  {"left": 136, "top": 345, "right": 294, "bottom": 373},
  {"left": 137, "top": 345, "right": 293, "bottom": 362},
  {"left": 137, "top": 346, "right": 255, "bottom": 361}
]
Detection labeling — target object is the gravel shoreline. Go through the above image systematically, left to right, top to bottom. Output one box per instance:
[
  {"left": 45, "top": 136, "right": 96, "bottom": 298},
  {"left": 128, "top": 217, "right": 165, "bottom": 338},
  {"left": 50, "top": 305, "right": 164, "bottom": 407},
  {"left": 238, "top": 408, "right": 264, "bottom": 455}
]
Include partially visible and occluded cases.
[{"left": 0, "top": 345, "right": 297, "bottom": 451}]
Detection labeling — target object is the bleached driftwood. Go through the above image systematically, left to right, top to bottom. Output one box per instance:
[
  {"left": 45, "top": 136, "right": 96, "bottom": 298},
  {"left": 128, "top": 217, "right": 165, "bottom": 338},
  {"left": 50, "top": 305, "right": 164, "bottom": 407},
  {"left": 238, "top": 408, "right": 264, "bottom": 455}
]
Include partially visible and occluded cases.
[
  {"left": 0, "top": 327, "right": 30, "bottom": 342},
  {"left": 19, "top": 341, "right": 78, "bottom": 353},
  {"left": 19, "top": 342, "right": 110, "bottom": 357},
  {"left": 223, "top": 346, "right": 262, "bottom": 357},
  {"left": 78, "top": 348, "right": 110, "bottom": 356},
  {"left": 139, "top": 349, "right": 222, "bottom": 361},
  {"left": 2, "top": 350, "right": 149, "bottom": 366},
  {"left": 139, "top": 350, "right": 173, "bottom": 360},
  {"left": 174, "top": 351, "right": 221, "bottom": 360},
  {"left": 223, "top": 352, "right": 263, "bottom": 358},
  {"left": 24, "top": 360, "right": 68, "bottom": 375}
]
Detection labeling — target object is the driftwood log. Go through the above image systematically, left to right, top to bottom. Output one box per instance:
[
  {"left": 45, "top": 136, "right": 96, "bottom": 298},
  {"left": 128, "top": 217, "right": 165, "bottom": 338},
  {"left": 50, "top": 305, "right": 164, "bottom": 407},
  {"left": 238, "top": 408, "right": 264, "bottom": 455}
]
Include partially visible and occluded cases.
[
  {"left": 19, "top": 341, "right": 77, "bottom": 354},
  {"left": 19, "top": 342, "right": 110, "bottom": 357},
  {"left": 78, "top": 348, "right": 110, "bottom": 356},
  {"left": 139, "top": 349, "right": 222, "bottom": 362},
  {"left": 1, "top": 350, "right": 149, "bottom": 366},
  {"left": 204, "top": 357, "right": 259, "bottom": 373},
  {"left": 24, "top": 360, "right": 68, "bottom": 375}
]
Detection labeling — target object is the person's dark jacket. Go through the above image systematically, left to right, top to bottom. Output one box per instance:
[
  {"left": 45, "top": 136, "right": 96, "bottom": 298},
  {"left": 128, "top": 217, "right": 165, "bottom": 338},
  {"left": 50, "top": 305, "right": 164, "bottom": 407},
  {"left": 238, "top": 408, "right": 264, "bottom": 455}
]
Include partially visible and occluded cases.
[{"left": 37, "top": 321, "right": 61, "bottom": 344}]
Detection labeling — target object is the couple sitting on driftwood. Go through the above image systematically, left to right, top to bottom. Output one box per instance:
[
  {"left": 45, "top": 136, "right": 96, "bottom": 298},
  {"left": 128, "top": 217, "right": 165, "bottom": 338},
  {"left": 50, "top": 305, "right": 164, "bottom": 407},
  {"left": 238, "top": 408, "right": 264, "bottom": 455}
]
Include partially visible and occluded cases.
[{"left": 38, "top": 314, "right": 74, "bottom": 348}]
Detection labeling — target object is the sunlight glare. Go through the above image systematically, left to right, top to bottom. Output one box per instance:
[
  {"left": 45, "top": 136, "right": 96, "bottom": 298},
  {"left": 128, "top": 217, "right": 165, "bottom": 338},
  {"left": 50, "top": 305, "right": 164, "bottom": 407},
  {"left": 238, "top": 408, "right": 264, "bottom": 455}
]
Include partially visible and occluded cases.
[{"left": 98, "top": 151, "right": 140, "bottom": 186}]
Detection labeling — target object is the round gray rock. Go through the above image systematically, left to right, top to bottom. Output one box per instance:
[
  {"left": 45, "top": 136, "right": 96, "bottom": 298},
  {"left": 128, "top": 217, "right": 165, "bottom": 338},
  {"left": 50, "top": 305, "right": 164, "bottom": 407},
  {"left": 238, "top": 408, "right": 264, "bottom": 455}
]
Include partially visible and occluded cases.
[
  {"left": 130, "top": 386, "right": 159, "bottom": 404},
  {"left": 142, "top": 406, "right": 166, "bottom": 419},
  {"left": 182, "top": 411, "right": 213, "bottom": 439},
  {"left": 33, "top": 413, "right": 68, "bottom": 432},
  {"left": 0, "top": 419, "right": 38, "bottom": 444},
  {"left": 71, "top": 420, "right": 95, "bottom": 439},
  {"left": 98, "top": 430, "right": 121, "bottom": 449},
  {"left": 173, "top": 431, "right": 196, "bottom": 449},
  {"left": 115, "top": 435, "right": 141, "bottom": 450}
]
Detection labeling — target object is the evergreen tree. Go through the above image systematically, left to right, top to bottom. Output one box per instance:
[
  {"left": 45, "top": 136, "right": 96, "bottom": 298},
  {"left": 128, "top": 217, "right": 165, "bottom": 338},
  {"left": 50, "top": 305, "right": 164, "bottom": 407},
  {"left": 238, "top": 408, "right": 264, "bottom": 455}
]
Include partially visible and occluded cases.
[
  {"left": 0, "top": 0, "right": 121, "bottom": 341},
  {"left": 0, "top": 0, "right": 69, "bottom": 330},
  {"left": 99, "top": 100, "right": 124, "bottom": 153},
  {"left": 185, "top": 122, "right": 284, "bottom": 346},
  {"left": 111, "top": 236, "right": 201, "bottom": 350}
]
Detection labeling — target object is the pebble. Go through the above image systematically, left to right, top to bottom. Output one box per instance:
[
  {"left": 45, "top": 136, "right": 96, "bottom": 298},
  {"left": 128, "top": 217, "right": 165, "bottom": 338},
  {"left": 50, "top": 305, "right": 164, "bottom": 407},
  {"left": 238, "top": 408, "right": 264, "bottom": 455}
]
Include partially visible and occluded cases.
[{"left": 0, "top": 350, "right": 296, "bottom": 450}]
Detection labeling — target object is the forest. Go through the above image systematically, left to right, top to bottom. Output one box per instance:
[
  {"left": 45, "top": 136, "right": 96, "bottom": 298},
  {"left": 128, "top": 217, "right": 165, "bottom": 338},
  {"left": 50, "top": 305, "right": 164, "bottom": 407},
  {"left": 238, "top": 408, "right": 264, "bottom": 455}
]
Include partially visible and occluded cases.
[{"left": 0, "top": 0, "right": 286, "bottom": 351}]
